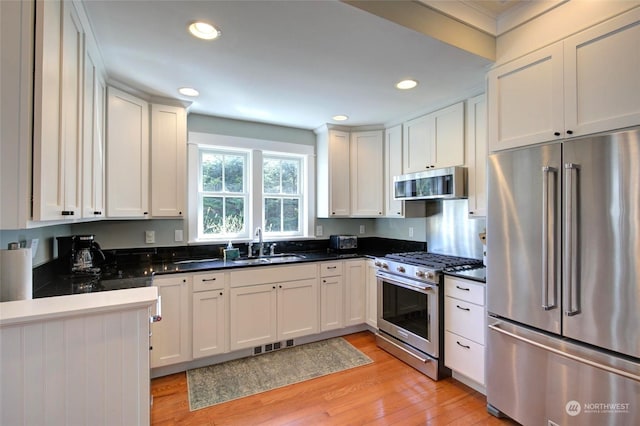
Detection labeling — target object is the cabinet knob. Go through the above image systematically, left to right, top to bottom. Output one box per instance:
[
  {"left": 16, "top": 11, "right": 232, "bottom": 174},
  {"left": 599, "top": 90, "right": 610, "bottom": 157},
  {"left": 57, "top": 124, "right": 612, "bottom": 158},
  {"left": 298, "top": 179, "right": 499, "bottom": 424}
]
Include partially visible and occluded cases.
[
  {"left": 567, "top": 130, "right": 574, "bottom": 135},
  {"left": 554, "top": 132, "right": 561, "bottom": 136},
  {"left": 93, "top": 211, "right": 102, "bottom": 215},
  {"left": 179, "top": 211, "right": 182, "bottom": 215},
  {"left": 143, "top": 212, "right": 149, "bottom": 215},
  {"left": 273, "top": 286, "right": 276, "bottom": 289},
  {"left": 220, "top": 292, "right": 223, "bottom": 296}
]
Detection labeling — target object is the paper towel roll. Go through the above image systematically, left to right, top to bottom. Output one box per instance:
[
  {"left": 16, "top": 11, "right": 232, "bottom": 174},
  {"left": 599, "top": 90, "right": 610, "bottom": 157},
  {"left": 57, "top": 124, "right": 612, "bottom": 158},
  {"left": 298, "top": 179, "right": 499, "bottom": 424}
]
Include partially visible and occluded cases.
[{"left": 1, "top": 248, "right": 33, "bottom": 301}]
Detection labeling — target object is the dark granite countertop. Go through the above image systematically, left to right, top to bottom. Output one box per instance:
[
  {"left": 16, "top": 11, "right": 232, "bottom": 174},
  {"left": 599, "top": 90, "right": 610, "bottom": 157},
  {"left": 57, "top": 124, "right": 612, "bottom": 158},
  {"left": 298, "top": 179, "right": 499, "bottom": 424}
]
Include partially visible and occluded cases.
[
  {"left": 33, "top": 237, "right": 424, "bottom": 298},
  {"left": 444, "top": 266, "right": 486, "bottom": 283}
]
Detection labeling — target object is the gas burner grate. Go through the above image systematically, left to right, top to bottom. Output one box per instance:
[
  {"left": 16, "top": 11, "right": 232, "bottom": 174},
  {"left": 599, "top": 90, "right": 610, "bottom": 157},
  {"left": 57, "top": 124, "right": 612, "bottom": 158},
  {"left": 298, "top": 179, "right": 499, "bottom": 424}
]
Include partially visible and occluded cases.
[{"left": 385, "top": 251, "right": 482, "bottom": 269}]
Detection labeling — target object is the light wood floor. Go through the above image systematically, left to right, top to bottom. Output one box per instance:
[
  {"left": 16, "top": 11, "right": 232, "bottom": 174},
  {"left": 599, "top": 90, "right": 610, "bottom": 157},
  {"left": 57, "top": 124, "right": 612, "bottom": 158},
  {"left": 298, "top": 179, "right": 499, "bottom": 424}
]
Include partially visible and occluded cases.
[{"left": 151, "top": 331, "right": 515, "bottom": 425}]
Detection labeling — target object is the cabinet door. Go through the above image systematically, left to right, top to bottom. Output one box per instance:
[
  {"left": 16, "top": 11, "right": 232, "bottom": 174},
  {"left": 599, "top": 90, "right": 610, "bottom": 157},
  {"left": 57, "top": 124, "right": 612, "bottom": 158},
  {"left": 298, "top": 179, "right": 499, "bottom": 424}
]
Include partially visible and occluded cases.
[
  {"left": 33, "top": 0, "right": 83, "bottom": 220},
  {"left": 564, "top": 9, "right": 640, "bottom": 137},
  {"left": 487, "top": 43, "right": 564, "bottom": 151},
  {"left": 82, "top": 44, "right": 106, "bottom": 218},
  {"left": 106, "top": 87, "right": 149, "bottom": 217},
  {"left": 466, "top": 94, "right": 487, "bottom": 218},
  {"left": 432, "top": 102, "right": 465, "bottom": 168},
  {"left": 151, "top": 104, "right": 186, "bottom": 217},
  {"left": 403, "top": 114, "right": 432, "bottom": 173},
  {"left": 385, "top": 125, "right": 404, "bottom": 217},
  {"left": 328, "top": 130, "right": 351, "bottom": 216},
  {"left": 350, "top": 130, "right": 383, "bottom": 217},
  {"left": 344, "top": 260, "right": 366, "bottom": 326},
  {"left": 365, "top": 260, "right": 378, "bottom": 328},
  {"left": 151, "top": 275, "right": 191, "bottom": 368},
  {"left": 320, "top": 275, "right": 344, "bottom": 331},
  {"left": 277, "top": 278, "right": 319, "bottom": 340},
  {"left": 229, "top": 283, "right": 277, "bottom": 350},
  {"left": 193, "top": 289, "right": 227, "bottom": 358}
]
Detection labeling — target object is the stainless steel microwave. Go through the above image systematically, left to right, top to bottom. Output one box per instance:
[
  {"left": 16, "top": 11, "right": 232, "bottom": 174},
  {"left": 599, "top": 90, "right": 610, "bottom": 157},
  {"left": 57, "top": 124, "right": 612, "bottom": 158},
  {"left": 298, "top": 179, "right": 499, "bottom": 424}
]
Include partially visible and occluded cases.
[{"left": 393, "top": 166, "right": 467, "bottom": 200}]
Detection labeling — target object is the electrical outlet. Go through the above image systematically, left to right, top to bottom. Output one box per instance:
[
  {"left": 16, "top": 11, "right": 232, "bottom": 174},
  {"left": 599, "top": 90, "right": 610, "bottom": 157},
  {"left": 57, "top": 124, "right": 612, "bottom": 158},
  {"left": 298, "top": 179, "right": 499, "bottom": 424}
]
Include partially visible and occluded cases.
[
  {"left": 359, "top": 224, "right": 365, "bottom": 234},
  {"left": 316, "top": 225, "right": 323, "bottom": 236},
  {"left": 409, "top": 227, "right": 414, "bottom": 237},
  {"left": 175, "top": 229, "right": 184, "bottom": 242},
  {"left": 145, "top": 230, "right": 155, "bottom": 244}
]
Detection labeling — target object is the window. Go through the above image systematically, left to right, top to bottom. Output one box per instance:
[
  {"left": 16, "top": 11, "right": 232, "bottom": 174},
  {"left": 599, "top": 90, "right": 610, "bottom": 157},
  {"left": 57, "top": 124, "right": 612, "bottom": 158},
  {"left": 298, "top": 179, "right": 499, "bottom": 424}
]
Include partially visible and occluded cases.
[
  {"left": 188, "top": 132, "right": 315, "bottom": 243},
  {"left": 198, "top": 149, "right": 249, "bottom": 239},
  {"left": 263, "top": 155, "right": 302, "bottom": 235}
]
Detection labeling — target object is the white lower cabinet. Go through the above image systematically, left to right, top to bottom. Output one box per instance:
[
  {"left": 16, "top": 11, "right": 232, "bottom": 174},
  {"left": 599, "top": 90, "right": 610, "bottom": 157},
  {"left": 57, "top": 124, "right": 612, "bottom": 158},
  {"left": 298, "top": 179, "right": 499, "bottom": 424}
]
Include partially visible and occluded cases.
[
  {"left": 365, "top": 259, "right": 378, "bottom": 328},
  {"left": 344, "top": 260, "right": 366, "bottom": 326},
  {"left": 319, "top": 261, "right": 344, "bottom": 331},
  {"left": 229, "top": 264, "right": 318, "bottom": 351},
  {"left": 192, "top": 272, "right": 227, "bottom": 358},
  {"left": 151, "top": 274, "right": 192, "bottom": 368},
  {"left": 444, "top": 276, "right": 486, "bottom": 386},
  {"left": 277, "top": 278, "right": 318, "bottom": 340},
  {"left": 230, "top": 283, "right": 278, "bottom": 350}
]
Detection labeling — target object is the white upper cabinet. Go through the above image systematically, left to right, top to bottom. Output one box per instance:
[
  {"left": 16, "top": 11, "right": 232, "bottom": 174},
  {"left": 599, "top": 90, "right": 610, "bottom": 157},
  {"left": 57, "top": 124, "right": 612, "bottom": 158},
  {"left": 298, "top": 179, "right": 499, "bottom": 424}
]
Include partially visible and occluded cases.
[
  {"left": 33, "top": 0, "right": 84, "bottom": 221},
  {"left": 488, "top": 8, "right": 640, "bottom": 152},
  {"left": 563, "top": 9, "right": 640, "bottom": 137},
  {"left": 82, "top": 41, "right": 106, "bottom": 219},
  {"left": 106, "top": 87, "right": 150, "bottom": 218},
  {"left": 466, "top": 94, "right": 487, "bottom": 218},
  {"left": 403, "top": 102, "right": 465, "bottom": 173},
  {"left": 151, "top": 104, "right": 187, "bottom": 217},
  {"left": 384, "top": 125, "right": 403, "bottom": 218},
  {"left": 316, "top": 127, "right": 350, "bottom": 217},
  {"left": 350, "top": 130, "right": 383, "bottom": 217}
]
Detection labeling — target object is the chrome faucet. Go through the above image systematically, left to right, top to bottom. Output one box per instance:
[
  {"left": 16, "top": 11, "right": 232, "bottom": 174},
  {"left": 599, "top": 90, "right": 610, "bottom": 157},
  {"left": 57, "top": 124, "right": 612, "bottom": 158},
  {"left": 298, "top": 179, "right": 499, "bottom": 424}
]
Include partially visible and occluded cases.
[{"left": 255, "top": 227, "right": 264, "bottom": 257}]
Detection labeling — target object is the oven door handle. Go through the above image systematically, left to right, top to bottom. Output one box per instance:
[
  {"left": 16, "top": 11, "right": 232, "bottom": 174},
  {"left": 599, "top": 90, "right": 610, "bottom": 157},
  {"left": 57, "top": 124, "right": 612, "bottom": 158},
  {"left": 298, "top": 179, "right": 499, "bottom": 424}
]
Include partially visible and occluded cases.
[{"left": 376, "top": 272, "right": 436, "bottom": 293}]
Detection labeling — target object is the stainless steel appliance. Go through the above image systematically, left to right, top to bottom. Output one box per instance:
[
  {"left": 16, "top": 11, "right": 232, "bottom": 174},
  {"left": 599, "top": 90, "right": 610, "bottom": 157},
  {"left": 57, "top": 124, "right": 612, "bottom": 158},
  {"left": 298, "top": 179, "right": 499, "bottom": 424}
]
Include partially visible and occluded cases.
[
  {"left": 486, "top": 127, "right": 640, "bottom": 425},
  {"left": 393, "top": 166, "right": 466, "bottom": 200},
  {"left": 328, "top": 234, "right": 357, "bottom": 251},
  {"left": 375, "top": 252, "right": 482, "bottom": 380}
]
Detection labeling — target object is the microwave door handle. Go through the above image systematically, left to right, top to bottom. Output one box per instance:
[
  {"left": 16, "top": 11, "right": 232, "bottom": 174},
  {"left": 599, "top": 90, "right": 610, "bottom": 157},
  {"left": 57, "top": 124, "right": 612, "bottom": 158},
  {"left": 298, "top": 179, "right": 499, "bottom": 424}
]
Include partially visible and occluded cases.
[
  {"left": 564, "top": 163, "right": 580, "bottom": 316},
  {"left": 541, "top": 166, "right": 557, "bottom": 310}
]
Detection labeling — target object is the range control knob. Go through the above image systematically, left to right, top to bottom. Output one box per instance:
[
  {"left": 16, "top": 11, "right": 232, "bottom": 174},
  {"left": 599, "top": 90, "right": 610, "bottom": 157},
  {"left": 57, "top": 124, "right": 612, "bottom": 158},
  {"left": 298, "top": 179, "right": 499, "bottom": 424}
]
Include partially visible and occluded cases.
[
  {"left": 374, "top": 261, "right": 382, "bottom": 267},
  {"left": 379, "top": 262, "right": 389, "bottom": 270},
  {"left": 397, "top": 266, "right": 406, "bottom": 273},
  {"left": 415, "top": 270, "right": 425, "bottom": 278},
  {"left": 426, "top": 271, "right": 435, "bottom": 281}
]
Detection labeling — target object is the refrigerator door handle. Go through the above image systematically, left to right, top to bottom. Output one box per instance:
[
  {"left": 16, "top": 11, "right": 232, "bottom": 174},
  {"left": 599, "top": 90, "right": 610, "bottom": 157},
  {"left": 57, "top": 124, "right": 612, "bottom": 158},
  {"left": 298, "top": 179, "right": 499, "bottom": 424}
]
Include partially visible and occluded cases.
[
  {"left": 564, "top": 163, "right": 580, "bottom": 316},
  {"left": 541, "top": 166, "right": 557, "bottom": 310},
  {"left": 488, "top": 322, "right": 640, "bottom": 382}
]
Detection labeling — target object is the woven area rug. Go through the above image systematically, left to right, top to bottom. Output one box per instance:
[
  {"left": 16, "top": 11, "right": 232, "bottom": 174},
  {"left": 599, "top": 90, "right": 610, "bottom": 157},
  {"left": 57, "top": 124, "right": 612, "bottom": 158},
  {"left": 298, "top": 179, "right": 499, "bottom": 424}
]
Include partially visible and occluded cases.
[{"left": 186, "top": 337, "right": 372, "bottom": 411}]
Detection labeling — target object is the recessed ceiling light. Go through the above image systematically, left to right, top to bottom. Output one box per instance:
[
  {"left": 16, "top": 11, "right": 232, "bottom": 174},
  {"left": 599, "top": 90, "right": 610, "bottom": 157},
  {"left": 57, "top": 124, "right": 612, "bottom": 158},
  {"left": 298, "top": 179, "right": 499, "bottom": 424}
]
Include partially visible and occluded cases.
[
  {"left": 188, "top": 21, "right": 221, "bottom": 40},
  {"left": 396, "top": 79, "right": 418, "bottom": 90},
  {"left": 179, "top": 87, "right": 199, "bottom": 97},
  {"left": 332, "top": 115, "right": 349, "bottom": 121}
]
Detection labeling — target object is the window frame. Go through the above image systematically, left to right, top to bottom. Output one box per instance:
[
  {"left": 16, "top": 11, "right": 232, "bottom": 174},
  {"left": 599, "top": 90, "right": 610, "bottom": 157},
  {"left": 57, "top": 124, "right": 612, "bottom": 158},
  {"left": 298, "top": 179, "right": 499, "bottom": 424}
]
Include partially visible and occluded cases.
[
  {"left": 187, "top": 132, "right": 315, "bottom": 244},
  {"left": 198, "top": 148, "right": 251, "bottom": 240},
  {"left": 262, "top": 153, "right": 304, "bottom": 237}
]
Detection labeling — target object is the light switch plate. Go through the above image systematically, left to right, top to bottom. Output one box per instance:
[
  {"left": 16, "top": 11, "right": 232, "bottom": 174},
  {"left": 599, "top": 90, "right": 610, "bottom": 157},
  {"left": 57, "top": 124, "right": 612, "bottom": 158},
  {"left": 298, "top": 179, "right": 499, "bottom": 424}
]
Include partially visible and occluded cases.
[
  {"left": 316, "top": 225, "right": 323, "bottom": 236},
  {"left": 359, "top": 225, "right": 365, "bottom": 234},
  {"left": 175, "top": 229, "right": 184, "bottom": 242},
  {"left": 145, "top": 230, "right": 155, "bottom": 244}
]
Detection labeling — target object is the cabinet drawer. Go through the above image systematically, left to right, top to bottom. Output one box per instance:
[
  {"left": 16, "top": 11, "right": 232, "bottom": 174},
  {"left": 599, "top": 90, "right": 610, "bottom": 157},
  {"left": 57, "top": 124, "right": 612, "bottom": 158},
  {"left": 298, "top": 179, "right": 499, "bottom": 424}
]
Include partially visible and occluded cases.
[
  {"left": 320, "top": 261, "right": 343, "bottom": 277},
  {"left": 193, "top": 271, "right": 224, "bottom": 292},
  {"left": 445, "top": 277, "right": 485, "bottom": 305},
  {"left": 445, "top": 297, "right": 485, "bottom": 345},
  {"left": 444, "top": 331, "right": 485, "bottom": 385}
]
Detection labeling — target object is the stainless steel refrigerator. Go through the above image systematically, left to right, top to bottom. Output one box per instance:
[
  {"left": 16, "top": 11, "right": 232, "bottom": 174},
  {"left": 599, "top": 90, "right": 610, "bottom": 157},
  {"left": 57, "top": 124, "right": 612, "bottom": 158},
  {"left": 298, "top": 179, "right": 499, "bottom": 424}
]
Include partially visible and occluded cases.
[{"left": 486, "top": 127, "right": 640, "bottom": 425}]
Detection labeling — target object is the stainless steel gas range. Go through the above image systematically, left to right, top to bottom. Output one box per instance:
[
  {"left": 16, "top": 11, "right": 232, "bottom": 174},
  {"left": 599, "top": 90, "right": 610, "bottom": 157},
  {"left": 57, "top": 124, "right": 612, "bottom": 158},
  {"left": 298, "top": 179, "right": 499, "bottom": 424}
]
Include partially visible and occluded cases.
[{"left": 374, "top": 251, "right": 482, "bottom": 380}]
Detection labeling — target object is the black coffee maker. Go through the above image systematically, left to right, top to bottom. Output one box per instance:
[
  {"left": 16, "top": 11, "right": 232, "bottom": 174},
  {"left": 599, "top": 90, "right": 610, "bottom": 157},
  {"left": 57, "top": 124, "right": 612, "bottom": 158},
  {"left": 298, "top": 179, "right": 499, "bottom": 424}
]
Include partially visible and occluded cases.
[{"left": 57, "top": 235, "right": 106, "bottom": 274}]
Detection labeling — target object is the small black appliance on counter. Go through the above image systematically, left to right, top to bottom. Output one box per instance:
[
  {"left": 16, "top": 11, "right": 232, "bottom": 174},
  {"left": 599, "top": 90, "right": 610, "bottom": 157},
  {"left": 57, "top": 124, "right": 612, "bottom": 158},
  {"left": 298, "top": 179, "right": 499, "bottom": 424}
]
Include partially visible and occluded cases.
[{"left": 56, "top": 235, "right": 106, "bottom": 275}]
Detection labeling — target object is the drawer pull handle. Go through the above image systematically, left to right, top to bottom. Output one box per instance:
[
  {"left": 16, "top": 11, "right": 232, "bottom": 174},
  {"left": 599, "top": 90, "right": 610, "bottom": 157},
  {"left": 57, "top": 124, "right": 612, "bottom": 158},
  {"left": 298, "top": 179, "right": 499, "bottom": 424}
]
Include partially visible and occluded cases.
[
  {"left": 327, "top": 266, "right": 337, "bottom": 269},
  {"left": 202, "top": 278, "right": 217, "bottom": 282},
  {"left": 456, "top": 285, "right": 470, "bottom": 291},
  {"left": 456, "top": 304, "right": 470, "bottom": 311},
  {"left": 456, "top": 341, "right": 471, "bottom": 349}
]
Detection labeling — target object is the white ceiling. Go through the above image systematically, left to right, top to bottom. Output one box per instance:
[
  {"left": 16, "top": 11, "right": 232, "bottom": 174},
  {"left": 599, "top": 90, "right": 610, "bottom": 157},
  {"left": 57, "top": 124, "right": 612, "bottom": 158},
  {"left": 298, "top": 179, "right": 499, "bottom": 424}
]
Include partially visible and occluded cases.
[{"left": 83, "top": 0, "right": 519, "bottom": 130}]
